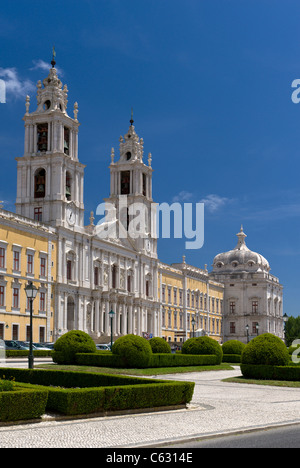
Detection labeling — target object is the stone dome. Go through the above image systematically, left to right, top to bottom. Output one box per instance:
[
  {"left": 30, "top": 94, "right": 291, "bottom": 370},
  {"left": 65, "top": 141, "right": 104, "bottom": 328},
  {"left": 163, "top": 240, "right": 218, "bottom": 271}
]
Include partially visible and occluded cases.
[{"left": 212, "top": 226, "right": 270, "bottom": 273}]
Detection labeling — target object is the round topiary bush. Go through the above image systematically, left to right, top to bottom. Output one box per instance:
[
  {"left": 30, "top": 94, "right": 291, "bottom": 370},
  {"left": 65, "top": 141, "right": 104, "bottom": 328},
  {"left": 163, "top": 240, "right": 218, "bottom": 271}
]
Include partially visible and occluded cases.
[
  {"left": 52, "top": 330, "right": 97, "bottom": 365},
  {"left": 241, "top": 333, "right": 289, "bottom": 366},
  {"left": 112, "top": 334, "right": 152, "bottom": 368},
  {"left": 182, "top": 336, "right": 223, "bottom": 364},
  {"left": 149, "top": 337, "right": 171, "bottom": 354},
  {"left": 222, "top": 340, "right": 246, "bottom": 356}
]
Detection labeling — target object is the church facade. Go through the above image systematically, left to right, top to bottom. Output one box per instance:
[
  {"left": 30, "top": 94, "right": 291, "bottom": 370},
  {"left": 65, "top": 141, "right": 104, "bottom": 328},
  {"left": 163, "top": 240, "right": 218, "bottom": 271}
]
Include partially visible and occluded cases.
[
  {"left": 0, "top": 61, "right": 285, "bottom": 345},
  {"left": 14, "top": 63, "right": 161, "bottom": 342}
]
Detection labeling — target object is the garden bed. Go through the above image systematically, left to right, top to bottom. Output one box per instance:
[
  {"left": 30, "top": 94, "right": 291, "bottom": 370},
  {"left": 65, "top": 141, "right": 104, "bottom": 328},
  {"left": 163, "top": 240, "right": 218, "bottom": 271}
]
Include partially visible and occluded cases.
[
  {"left": 75, "top": 352, "right": 218, "bottom": 368},
  {"left": 0, "top": 368, "right": 195, "bottom": 418}
]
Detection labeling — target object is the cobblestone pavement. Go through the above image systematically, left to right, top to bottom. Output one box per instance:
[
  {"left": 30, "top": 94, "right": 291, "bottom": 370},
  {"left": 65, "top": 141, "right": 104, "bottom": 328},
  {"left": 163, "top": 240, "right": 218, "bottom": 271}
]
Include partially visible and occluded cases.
[{"left": 1, "top": 364, "right": 300, "bottom": 448}]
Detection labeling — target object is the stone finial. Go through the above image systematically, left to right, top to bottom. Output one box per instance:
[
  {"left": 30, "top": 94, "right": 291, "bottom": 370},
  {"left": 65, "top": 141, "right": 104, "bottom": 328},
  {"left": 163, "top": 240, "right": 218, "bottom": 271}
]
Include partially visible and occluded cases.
[
  {"left": 25, "top": 95, "right": 30, "bottom": 114},
  {"left": 74, "top": 102, "right": 78, "bottom": 121},
  {"left": 111, "top": 147, "right": 115, "bottom": 163},
  {"left": 148, "top": 152, "right": 152, "bottom": 167},
  {"left": 89, "top": 211, "right": 95, "bottom": 226}
]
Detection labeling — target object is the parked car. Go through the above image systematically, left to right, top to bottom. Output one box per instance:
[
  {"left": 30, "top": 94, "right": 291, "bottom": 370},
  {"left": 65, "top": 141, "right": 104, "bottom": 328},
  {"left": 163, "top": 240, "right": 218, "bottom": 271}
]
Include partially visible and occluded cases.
[
  {"left": 4, "top": 340, "right": 29, "bottom": 350},
  {"left": 16, "top": 341, "right": 39, "bottom": 350},
  {"left": 33, "top": 342, "right": 53, "bottom": 350},
  {"left": 43, "top": 342, "right": 54, "bottom": 350},
  {"left": 96, "top": 344, "right": 111, "bottom": 351}
]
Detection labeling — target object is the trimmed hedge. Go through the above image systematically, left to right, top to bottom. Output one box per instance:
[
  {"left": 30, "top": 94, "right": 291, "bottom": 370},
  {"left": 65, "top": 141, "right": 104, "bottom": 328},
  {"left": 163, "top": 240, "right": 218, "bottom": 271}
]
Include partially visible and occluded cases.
[
  {"left": 52, "top": 330, "right": 96, "bottom": 365},
  {"left": 241, "top": 333, "right": 290, "bottom": 366},
  {"left": 112, "top": 335, "right": 152, "bottom": 368},
  {"left": 182, "top": 336, "right": 223, "bottom": 364},
  {"left": 149, "top": 337, "right": 171, "bottom": 354},
  {"left": 222, "top": 340, "right": 246, "bottom": 356},
  {"left": 4, "top": 350, "right": 53, "bottom": 358},
  {"left": 76, "top": 352, "right": 218, "bottom": 368},
  {"left": 222, "top": 354, "right": 241, "bottom": 363},
  {"left": 241, "top": 364, "right": 300, "bottom": 381},
  {"left": 0, "top": 368, "right": 195, "bottom": 416},
  {"left": 0, "top": 387, "right": 48, "bottom": 421}
]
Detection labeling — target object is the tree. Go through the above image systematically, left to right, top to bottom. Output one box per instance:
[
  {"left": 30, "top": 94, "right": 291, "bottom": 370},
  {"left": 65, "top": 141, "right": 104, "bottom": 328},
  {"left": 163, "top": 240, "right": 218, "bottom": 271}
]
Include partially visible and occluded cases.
[{"left": 285, "top": 316, "right": 300, "bottom": 347}]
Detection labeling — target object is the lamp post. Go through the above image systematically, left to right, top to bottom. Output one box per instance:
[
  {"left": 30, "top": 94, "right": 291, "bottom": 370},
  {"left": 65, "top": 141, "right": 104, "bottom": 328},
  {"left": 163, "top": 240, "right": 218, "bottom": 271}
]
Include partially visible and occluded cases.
[
  {"left": 24, "top": 282, "right": 38, "bottom": 369},
  {"left": 109, "top": 309, "right": 115, "bottom": 351},
  {"left": 191, "top": 317, "right": 196, "bottom": 338},
  {"left": 256, "top": 323, "right": 259, "bottom": 336},
  {"left": 246, "top": 324, "right": 249, "bottom": 344}
]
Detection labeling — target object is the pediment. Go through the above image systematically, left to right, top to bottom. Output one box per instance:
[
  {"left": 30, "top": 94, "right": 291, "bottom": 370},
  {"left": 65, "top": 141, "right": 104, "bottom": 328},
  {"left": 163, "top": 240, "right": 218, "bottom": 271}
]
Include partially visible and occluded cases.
[{"left": 93, "top": 218, "right": 139, "bottom": 252}]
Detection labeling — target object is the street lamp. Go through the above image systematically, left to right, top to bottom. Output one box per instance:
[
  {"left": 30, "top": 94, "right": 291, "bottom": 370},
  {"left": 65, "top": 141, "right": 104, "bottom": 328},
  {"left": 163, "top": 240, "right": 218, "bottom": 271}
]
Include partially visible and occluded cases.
[
  {"left": 24, "top": 281, "right": 38, "bottom": 369},
  {"left": 109, "top": 309, "right": 115, "bottom": 351},
  {"left": 191, "top": 317, "right": 196, "bottom": 338},
  {"left": 256, "top": 323, "right": 259, "bottom": 336},
  {"left": 245, "top": 324, "right": 249, "bottom": 343}
]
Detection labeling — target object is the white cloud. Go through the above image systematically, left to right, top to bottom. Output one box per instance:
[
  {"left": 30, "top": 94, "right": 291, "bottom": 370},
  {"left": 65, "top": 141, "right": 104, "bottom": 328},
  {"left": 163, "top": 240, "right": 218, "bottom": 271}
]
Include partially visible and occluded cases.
[
  {"left": 30, "top": 59, "right": 64, "bottom": 76},
  {"left": 0, "top": 67, "right": 35, "bottom": 100},
  {"left": 172, "top": 191, "right": 193, "bottom": 203},
  {"left": 199, "top": 194, "right": 230, "bottom": 213}
]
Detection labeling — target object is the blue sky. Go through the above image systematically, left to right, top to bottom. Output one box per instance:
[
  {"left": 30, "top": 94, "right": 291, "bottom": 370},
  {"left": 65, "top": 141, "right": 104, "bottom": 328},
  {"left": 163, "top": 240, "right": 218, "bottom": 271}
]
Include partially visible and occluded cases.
[{"left": 0, "top": 0, "right": 300, "bottom": 316}]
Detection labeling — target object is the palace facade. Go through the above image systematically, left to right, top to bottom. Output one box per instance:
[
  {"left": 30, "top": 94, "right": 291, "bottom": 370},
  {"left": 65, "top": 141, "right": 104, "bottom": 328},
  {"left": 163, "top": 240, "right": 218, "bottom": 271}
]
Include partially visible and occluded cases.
[{"left": 0, "top": 61, "right": 285, "bottom": 345}]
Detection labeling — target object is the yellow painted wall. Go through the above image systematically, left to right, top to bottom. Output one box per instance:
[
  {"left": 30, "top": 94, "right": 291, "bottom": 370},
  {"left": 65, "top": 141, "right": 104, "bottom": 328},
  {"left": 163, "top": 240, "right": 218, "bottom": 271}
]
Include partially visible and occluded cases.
[
  {"left": 0, "top": 217, "right": 56, "bottom": 343},
  {"left": 159, "top": 263, "right": 224, "bottom": 344}
]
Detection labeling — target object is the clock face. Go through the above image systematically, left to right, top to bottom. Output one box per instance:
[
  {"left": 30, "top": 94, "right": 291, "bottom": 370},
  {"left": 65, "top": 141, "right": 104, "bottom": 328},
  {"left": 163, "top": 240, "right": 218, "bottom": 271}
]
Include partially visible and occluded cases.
[{"left": 66, "top": 207, "right": 75, "bottom": 226}]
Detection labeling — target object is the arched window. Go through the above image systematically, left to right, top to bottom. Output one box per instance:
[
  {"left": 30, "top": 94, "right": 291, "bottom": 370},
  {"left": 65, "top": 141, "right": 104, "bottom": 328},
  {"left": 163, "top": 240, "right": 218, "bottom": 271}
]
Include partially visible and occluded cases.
[
  {"left": 34, "top": 168, "right": 46, "bottom": 199},
  {"left": 66, "top": 171, "right": 72, "bottom": 201}
]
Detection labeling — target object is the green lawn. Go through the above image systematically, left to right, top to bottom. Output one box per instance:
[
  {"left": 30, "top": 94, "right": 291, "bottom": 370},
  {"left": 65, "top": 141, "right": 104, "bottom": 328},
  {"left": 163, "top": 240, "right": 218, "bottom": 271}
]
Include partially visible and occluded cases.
[
  {"left": 38, "top": 362, "right": 234, "bottom": 376},
  {"left": 223, "top": 376, "right": 300, "bottom": 388}
]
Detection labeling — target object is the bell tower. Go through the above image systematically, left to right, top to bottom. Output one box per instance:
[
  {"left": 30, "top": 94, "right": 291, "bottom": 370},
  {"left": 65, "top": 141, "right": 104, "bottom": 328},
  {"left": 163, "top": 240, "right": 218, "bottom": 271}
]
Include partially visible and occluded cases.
[
  {"left": 15, "top": 52, "right": 85, "bottom": 229},
  {"left": 106, "top": 116, "right": 157, "bottom": 258}
]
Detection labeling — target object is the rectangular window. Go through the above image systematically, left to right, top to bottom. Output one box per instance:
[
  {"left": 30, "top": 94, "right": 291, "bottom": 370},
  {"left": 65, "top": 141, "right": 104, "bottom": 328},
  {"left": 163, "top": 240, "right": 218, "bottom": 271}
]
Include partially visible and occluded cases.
[
  {"left": 37, "top": 123, "right": 48, "bottom": 152},
  {"left": 64, "top": 127, "right": 70, "bottom": 155},
  {"left": 121, "top": 171, "right": 130, "bottom": 195},
  {"left": 142, "top": 173, "right": 147, "bottom": 197},
  {"left": 34, "top": 207, "right": 43, "bottom": 222},
  {"left": 0, "top": 247, "right": 5, "bottom": 268},
  {"left": 13, "top": 251, "right": 20, "bottom": 271},
  {"left": 27, "top": 254, "right": 33, "bottom": 274},
  {"left": 40, "top": 257, "right": 46, "bottom": 277},
  {"left": 67, "top": 260, "right": 72, "bottom": 281},
  {"left": 94, "top": 267, "right": 99, "bottom": 286},
  {"left": 127, "top": 275, "right": 131, "bottom": 293},
  {"left": 146, "top": 280, "right": 149, "bottom": 297},
  {"left": 162, "top": 285, "right": 165, "bottom": 303},
  {"left": 0, "top": 286, "right": 4, "bottom": 306},
  {"left": 168, "top": 287, "right": 171, "bottom": 304},
  {"left": 13, "top": 288, "right": 19, "bottom": 308},
  {"left": 174, "top": 289, "right": 177, "bottom": 305},
  {"left": 40, "top": 292, "right": 46, "bottom": 312},
  {"left": 252, "top": 301, "right": 258, "bottom": 314},
  {"left": 230, "top": 302, "right": 236, "bottom": 314},
  {"left": 230, "top": 322, "right": 236, "bottom": 334},
  {"left": 0, "top": 323, "right": 4, "bottom": 340},
  {"left": 12, "top": 324, "right": 19, "bottom": 341},
  {"left": 39, "top": 327, "right": 45, "bottom": 343}
]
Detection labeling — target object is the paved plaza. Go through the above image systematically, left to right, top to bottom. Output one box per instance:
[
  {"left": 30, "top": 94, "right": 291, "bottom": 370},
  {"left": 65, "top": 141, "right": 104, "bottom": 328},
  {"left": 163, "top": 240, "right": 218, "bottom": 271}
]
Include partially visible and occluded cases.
[{"left": 1, "top": 361, "right": 300, "bottom": 448}]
